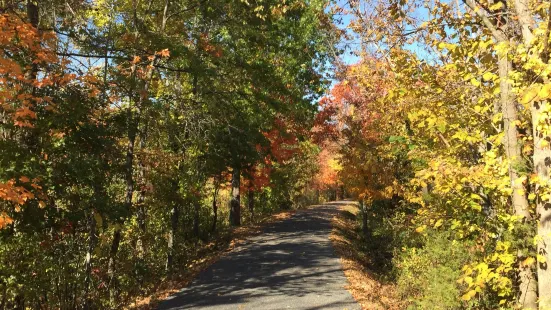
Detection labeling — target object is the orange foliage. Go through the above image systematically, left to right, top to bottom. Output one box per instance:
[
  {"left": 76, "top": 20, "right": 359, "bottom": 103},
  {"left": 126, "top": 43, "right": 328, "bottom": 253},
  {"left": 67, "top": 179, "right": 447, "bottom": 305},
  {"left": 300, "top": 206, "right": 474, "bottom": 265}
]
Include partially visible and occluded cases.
[
  {"left": 0, "top": 13, "right": 72, "bottom": 128},
  {"left": 0, "top": 13, "right": 70, "bottom": 228},
  {"left": 312, "top": 141, "right": 340, "bottom": 190}
]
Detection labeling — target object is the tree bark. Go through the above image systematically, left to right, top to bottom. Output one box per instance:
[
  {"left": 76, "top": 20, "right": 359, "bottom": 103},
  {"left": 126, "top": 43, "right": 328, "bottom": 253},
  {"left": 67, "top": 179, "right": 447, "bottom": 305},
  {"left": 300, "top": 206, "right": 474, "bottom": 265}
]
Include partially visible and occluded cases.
[
  {"left": 511, "top": 0, "right": 551, "bottom": 304},
  {"left": 498, "top": 52, "right": 538, "bottom": 310},
  {"left": 531, "top": 101, "right": 551, "bottom": 308},
  {"left": 136, "top": 126, "right": 148, "bottom": 260},
  {"left": 229, "top": 168, "right": 241, "bottom": 226},
  {"left": 211, "top": 176, "right": 220, "bottom": 233},
  {"left": 248, "top": 184, "right": 254, "bottom": 222},
  {"left": 316, "top": 189, "right": 320, "bottom": 204},
  {"left": 211, "top": 193, "right": 218, "bottom": 233},
  {"left": 359, "top": 199, "right": 368, "bottom": 238},
  {"left": 193, "top": 202, "right": 200, "bottom": 238},
  {"left": 166, "top": 204, "right": 179, "bottom": 272},
  {"left": 83, "top": 210, "right": 97, "bottom": 310},
  {"left": 107, "top": 229, "right": 121, "bottom": 305}
]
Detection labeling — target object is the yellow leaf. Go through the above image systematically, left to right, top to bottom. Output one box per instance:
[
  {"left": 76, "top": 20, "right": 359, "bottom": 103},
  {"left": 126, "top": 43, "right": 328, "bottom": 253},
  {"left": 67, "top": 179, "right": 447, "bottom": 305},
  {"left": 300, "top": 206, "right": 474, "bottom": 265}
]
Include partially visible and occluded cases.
[
  {"left": 489, "top": 1, "right": 504, "bottom": 10},
  {"left": 482, "top": 72, "right": 494, "bottom": 81},
  {"left": 538, "top": 84, "right": 551, "bottom": 99},
  {"left": 521, "top": 87, "right": 539, "bottom": 104},
  {"left": 522, "top": 257, "right": 536, "bottom": 266},
  {"left": 462, "top": 290, "right": 477, "bottom": 301}
]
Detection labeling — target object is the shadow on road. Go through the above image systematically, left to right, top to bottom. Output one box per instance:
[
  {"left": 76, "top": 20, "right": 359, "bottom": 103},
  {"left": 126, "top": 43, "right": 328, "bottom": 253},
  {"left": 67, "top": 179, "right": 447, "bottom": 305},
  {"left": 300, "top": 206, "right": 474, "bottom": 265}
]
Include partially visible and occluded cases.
[{"left": 158, "top": 203, "right": 360, "bottom": 310}]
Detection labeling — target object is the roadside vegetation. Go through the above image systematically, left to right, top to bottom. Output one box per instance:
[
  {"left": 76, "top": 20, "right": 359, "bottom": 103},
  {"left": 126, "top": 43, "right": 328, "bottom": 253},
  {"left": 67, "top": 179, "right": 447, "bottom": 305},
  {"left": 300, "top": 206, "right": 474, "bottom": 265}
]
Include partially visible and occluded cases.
[
  {"left": 4, "top": 0, "right": 551, "bottom": 309},
  {"left": 316, "top": 0, "right": 551, "bottom": 308},
  {"left": 0, "top": 1, "right": 333, "bottom": 308}
]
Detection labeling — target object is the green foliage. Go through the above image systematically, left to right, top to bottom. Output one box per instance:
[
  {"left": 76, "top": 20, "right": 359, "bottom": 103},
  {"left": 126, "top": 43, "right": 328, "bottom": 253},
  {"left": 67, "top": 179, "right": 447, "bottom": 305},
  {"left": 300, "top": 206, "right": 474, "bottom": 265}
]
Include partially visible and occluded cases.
[
  {"left": 0, "top": 0, "right": 336, "bottom": 308},
  {"left": 396, "top": 230, "right": 472, "bottom": 310}
]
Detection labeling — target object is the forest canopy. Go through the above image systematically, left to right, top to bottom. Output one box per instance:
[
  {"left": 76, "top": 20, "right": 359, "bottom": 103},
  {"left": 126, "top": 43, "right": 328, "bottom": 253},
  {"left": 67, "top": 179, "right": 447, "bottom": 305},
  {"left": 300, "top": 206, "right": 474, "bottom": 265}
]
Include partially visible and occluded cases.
[
  {"left": 0, "top": 0, "right": 335, "bottom": 308},
  {"left": 3, "top": 0, "right": 551, "bottom": 309}
]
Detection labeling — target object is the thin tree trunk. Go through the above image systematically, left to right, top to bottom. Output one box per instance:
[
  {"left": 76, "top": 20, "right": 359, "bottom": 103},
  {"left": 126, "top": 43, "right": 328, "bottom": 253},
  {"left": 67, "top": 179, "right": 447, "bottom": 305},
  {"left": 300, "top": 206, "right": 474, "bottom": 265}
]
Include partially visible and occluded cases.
[
  {"left": 25, "top": 0, "right": 38, "bottom": 81},
  {"left": 108, "top": 0, "right": 170, "bottom": 297},
  {"left": 512, "top": 1, "right": 551, "bottom": 304},
  {"left": 462, "top": 2, "right": 539, "bottom": 303},
  {"left": 13, "top": 3, "right": 37, "bottom": 309},
  {"left": 498, "top": 53, "right": 538, "bottom": 310},
  {"left": 531, "top": 101, "right": 551, "bottom": 309},
  {"left": 107, "top": 127, "right": 134, "bottom": 304},
  {"left": 136, "top": 128, "right": 147, "bottom": 260},
  {"left": 229, "top": 168, "right": 241, "bottom": 226},
  {"left": 211, "top": 175, "right": 221, "bottom": 232},
  {"left": 248, "top": 184, "right": 254, "bottom": 222},
  {"left": 316, "top": 189, "right": 320, "bottom": 204},
  {"left": 210, "top": 191, "right": 218, "bottom": 232},
  {"left": 359, "top": 199, "right": 368, "bottom": 238},
  {"left": 193, "top": 202, "right": 200, "bottom": 238},
  {"left": 166, "top": 204, "right": 179, "bottom": 272},
  {"left": 83, "top": 210, "right": 97, "bottom": 310},
  {"left": 107, "top": 229, "right": 121, "bottom": 305},
  {"left": 1, "top": 281, "right": 6, "bottom": 310}
]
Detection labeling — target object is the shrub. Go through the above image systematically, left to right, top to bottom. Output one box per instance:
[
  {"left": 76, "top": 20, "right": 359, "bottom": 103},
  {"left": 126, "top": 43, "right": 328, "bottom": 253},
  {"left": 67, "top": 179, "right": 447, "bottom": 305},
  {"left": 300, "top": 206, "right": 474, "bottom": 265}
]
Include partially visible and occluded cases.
[{"left": 395, "top": 230, "right": 472, "bottom": 309}]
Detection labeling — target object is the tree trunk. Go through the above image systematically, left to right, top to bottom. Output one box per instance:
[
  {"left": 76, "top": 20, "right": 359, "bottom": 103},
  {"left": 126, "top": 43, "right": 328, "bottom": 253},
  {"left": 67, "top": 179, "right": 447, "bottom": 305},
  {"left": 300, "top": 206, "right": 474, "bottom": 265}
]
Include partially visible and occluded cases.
[
  {"left": 25, "top": 0, "right": 39, "bottom": 81},
  {"left": 512, "top": 1, "right": 551, "bottom": 303},
  {"left": 498, "top": 53, "right": 538, "bottom": 309},
  {"left": 532, "top": 100, "right": 551, "bottom": 308},
  {"left": 532, "top": 104, "right": 551, "bottom": 308},
  {"left": 107, "top": 123, "right": 135, "bottom": 300},
  {"left": 136, "top": 127, "right": 147, "bottom": 260},
  {"left": 229, "top": 168, "right": 241, "bottom": 226},
  {"left": 211, "top": 177, "right": 220, "bottom": 233},
  {"left": 248, "top": 185, "right": 254, "bottom": 222},
  {"left": 316, "top": 189, "right": 320, "bottom": 204},
  {"left": 211, "top": 194, "right": 218, "bottom": 233},
  {"left": 360, "top": 199, "right": 368, "bottom": 238},
  {"left": 193, "top": 202, "right": 200, "bottom": 238},
  {"left": 166, "top": 205, "right": 179, "bottom": 272},
  {"left": 83, "top": 209, "right": 97, "bottom": 310},
  {"left": 107, "top": 229, "right": 121, "bottom": 305},
  {"left": 1, "top": 281, "right": 6, "bottom": 310}
]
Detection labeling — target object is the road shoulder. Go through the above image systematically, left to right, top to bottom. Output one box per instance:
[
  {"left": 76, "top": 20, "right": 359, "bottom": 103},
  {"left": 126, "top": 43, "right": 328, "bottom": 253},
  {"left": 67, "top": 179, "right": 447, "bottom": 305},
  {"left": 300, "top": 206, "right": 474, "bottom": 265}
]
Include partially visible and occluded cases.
[{"left": 329, "top": 202, "right": 404, "bottom": 310}]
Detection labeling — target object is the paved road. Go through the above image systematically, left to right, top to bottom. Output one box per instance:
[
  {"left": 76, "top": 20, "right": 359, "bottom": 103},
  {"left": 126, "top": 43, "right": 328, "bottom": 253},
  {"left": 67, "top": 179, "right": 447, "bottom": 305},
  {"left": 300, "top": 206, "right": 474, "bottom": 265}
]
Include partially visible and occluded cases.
[{"left": 158, "top": 202, "right": 360, "bottom": 310}]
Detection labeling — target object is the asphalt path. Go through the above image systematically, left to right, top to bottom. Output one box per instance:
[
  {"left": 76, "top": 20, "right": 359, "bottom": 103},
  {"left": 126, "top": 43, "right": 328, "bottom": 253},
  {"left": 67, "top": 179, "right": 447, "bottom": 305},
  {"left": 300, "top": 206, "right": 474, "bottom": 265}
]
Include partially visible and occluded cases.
[{"left": 158, "top": 202, "right": 360, "bottom": 310}]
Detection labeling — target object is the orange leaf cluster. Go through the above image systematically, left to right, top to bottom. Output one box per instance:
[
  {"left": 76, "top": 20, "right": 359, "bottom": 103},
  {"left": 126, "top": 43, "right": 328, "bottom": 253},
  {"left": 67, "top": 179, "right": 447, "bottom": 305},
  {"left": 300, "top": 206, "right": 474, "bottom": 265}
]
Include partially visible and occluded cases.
[
  {"left": 0, "top": 13, "right": 71, "bottom": 128},
  {"left": 0, "top": 212, "right": 13, "bottom": 229}
]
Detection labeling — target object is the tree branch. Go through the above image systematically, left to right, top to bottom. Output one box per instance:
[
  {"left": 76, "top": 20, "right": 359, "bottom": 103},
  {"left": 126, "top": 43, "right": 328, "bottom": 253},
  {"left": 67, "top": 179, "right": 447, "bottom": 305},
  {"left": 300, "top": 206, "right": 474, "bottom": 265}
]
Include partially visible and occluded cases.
[{"left": 462, "top": 0, "right": 507, "bottom": 42}]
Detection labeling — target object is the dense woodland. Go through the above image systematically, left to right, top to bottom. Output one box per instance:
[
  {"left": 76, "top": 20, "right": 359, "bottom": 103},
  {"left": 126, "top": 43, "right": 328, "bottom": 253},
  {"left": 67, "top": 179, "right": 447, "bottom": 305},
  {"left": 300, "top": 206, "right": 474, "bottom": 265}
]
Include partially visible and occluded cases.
[
  {"left": 0, "top": 0, "right": 334, "bottom": 308},
  {"left": 3, "top": 0, "right": 551, "bottom": 309},
  {"left": 316, "top": 0, "right": 551, "bottom": 308}
]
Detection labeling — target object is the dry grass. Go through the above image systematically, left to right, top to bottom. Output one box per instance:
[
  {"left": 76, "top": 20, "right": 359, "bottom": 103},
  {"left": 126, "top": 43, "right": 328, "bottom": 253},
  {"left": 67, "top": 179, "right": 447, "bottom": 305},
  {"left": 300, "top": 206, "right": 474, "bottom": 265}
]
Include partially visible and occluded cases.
[
  {"left": 330, "top": 203, "right": 405, "bottom": 310},
  {"left": 126, "top": 209, "right": 296, "bottom": 309}
]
